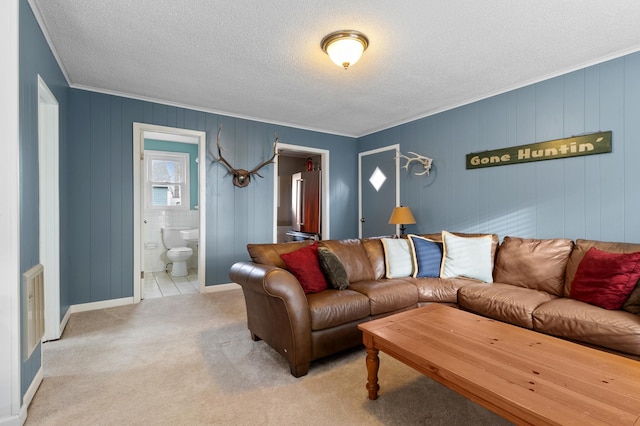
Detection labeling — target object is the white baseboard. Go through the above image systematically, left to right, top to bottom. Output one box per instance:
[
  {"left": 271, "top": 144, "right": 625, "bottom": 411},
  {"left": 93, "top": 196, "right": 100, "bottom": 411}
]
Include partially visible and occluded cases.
[
  {"left": 202, "top": 283, "right": 240, "bottom": 293},
  {"left": 67, "top": 288, "right": 239, "bottom": 313},
  {"left": 68, "top": 288, "right": 237, "bottom": 314},
  {"left": 69, "top": 297, "right": 134, "bottom": 314},
  {"left": 59, "top": 308, "right": 71, "bottom": 337},
  {"left": 5, "top": 366, "right": 43, "bottom": 426},
  {"left": 22, "top": 366, "right": 42, "bottom": 412},
  {"left": 0, "top": 411, "right": 24, "bottom": 426}
]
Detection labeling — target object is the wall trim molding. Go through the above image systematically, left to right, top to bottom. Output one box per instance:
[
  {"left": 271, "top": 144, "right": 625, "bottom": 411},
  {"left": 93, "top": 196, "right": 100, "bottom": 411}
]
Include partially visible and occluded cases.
[
  {"left": 0, "top": 0, "right": 21, "bottom": 421},
  {"left": 132, "top": 123, "right": 208, "bottom": 301},
  {"left": 67, "top": 287, "right": 240, "bottom": 314},
  {"left": 68, "top": 297, "right": 134, "bottom": 315},
  {"left": 21, "top": 367, "right": 42, "bottom": 417}
]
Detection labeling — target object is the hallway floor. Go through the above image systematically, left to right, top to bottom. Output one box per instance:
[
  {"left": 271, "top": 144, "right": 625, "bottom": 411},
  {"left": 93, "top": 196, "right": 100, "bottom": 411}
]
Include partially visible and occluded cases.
[{"left": 143, "top": 269, "right": 199, "bottom": 298}]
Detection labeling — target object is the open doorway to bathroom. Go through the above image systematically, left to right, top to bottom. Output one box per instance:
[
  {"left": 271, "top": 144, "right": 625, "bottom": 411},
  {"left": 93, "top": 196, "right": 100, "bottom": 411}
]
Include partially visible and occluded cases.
[
  {"left": 133, "top": 123, "right": 207, "bottom": 302},
  {"left": 274, "top": 143, "right": 330, "bottom": 243}
]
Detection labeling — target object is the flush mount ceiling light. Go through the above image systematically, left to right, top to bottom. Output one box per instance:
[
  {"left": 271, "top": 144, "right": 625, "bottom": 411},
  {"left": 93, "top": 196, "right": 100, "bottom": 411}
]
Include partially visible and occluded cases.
[{"left": 321, "top": 30, "right": 369, "bottom": 70}]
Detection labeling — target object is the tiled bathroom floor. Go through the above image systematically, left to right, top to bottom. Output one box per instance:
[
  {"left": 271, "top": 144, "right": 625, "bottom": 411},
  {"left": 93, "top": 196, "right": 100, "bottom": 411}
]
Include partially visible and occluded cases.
[{"left": 143, "top": 269, "right": 199, "bottom": 299}]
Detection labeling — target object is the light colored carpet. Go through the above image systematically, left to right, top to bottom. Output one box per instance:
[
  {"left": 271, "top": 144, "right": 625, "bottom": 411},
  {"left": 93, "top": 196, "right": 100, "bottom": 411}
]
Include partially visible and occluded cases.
[{"left": 27, "top": 289, "right": 511, "bottom": 425}]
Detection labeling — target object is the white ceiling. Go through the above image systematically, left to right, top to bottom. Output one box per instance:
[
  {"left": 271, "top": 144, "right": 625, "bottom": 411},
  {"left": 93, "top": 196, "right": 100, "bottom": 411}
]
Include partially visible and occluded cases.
[{"left": 30, "top": 1, "right": 640, "bottom": 138}]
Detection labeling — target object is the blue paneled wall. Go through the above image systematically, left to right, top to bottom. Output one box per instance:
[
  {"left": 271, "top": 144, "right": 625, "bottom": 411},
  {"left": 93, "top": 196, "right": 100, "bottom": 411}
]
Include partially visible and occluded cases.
[
  {"left": 19, "top": 0, "right": 70, "bottom": 397},
  {"left": 358, "top": 52, "right": 640, "bottom": 243},
  {"left": 65, "top": 92, "right": 358, "bottom": 302}
]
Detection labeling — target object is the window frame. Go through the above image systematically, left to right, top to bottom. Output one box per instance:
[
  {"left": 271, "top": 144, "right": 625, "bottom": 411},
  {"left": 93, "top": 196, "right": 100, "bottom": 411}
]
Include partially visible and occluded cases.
[{"left": 144, "top": 150, "right": 190, "bottom": 211}]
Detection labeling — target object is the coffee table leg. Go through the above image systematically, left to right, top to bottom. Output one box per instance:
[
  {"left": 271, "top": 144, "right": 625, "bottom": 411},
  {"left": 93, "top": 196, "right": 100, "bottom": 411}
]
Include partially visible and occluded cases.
[{"left": 365, "top": 345, "right": 380, "bottom": 400}]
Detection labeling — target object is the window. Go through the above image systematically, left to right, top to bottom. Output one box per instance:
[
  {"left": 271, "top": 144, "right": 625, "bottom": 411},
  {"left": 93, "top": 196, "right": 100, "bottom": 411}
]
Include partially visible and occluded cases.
[{"left": 144, "top": 151, "right": 190, "bottom": 210}]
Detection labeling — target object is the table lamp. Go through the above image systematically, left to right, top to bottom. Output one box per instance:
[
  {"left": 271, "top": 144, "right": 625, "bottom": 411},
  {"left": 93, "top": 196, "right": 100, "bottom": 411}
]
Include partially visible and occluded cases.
[{"left": 388, "top": 206, "right": 416, "bottom": 236}]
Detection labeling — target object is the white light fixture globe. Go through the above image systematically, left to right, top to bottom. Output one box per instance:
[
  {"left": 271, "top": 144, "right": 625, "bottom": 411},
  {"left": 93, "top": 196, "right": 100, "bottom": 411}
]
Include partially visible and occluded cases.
[{"left": 321, "top": 30, "right": 369, "bottom": 70}]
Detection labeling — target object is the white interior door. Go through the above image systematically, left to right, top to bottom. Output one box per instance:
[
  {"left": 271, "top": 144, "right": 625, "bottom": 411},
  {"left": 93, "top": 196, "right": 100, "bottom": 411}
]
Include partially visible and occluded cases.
[
  {"left": 38, "top": 75, "right": 61, "bottom": 341},
  {"left": 359, "top": 145, "right": 399, "bottom": 238}
]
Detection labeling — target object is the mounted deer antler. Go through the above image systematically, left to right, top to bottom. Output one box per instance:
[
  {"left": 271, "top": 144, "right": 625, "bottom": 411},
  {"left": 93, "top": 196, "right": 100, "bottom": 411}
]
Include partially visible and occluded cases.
[
  {"left": 212, "top": 126, "right": 278, "bottom": 188},
  {"left": 395, "top": 150, "right": 433, "bottom": 176}
]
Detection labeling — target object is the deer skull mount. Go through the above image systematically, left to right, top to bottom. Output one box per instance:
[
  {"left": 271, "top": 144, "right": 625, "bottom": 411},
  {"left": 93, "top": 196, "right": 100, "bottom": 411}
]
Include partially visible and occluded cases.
[
  {"left": 211, "top": 126, "right": 278, "bottom": 188},
  {"left": 395, "top": 150, "right": 434, "bottom": 176}
]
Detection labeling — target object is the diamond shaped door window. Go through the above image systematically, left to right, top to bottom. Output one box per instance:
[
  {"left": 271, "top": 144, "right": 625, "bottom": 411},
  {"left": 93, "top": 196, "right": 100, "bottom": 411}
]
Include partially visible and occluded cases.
[{"left": 369, "top": 167, "right": 387, "bottom": 192}]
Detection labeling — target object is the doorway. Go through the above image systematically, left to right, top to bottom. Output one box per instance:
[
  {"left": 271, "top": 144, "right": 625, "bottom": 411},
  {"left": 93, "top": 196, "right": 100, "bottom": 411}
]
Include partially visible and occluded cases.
[
  {"left": 38, "top": 75, "right": 61, "bottom": 342},
  {"left": 132, "top": 123, "right": 207, "bottom": 302},
  {"left": 274, "top": 143, "right": 330, "bottom": 243},
  {"left": 359, "top": 145, "right": 400, "bottom": 238}
]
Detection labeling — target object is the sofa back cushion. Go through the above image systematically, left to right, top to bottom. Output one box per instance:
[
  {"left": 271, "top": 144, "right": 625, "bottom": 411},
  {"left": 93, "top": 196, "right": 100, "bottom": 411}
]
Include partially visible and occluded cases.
[
  {"left": 494, "top": 236, "right": 574, "bottom": 296},
  {"left": 361, "top": 238, "right": 386, "bottom": 280},
  {"left": 319, "top": 239, "right": 375, "bottom": 283},
  {"left": 565, "top": 239, "right": 640, "bottom": 297},
  {"left": 247, "top": 240, "right": 314, "bottom": 268}
]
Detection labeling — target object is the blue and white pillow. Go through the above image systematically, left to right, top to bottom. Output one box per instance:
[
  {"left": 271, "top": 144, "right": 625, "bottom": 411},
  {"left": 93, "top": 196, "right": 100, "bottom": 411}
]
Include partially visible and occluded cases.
[
  {"left": 440, "top": 231, "right": 493, "bottom": 282},
  {"left": 407, "top": 235, "right": 442, "bottom": 278},
  {"left": 381, "top": 238, "right": 414, "bottom": 278}
]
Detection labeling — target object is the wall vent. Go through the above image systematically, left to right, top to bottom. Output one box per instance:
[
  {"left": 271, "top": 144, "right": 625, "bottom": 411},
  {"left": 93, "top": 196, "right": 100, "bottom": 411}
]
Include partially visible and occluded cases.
[{"left": 24, "top": 264, "right": 45, "bottom": 359}]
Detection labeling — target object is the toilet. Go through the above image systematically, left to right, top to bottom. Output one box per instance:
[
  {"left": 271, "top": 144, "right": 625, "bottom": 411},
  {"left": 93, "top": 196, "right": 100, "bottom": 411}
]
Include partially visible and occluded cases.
[{"left": 161, "top": 226, "right": 194, "bottom": 277}]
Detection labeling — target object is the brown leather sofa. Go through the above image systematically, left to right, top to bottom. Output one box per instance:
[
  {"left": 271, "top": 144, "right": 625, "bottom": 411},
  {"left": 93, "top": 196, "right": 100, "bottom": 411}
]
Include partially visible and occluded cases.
[{"left": 229, "top": 233, "right": 640, "bottom": 377}]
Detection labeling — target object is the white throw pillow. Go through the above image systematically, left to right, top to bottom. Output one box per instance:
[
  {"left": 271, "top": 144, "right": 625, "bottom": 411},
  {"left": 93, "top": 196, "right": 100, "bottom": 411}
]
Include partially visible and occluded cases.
[
  {"left": 440, "top": 231, "right": 493, "bottom": 282},
  {"left": 381, "top": 238, "right": 414, "bottom": 278}
]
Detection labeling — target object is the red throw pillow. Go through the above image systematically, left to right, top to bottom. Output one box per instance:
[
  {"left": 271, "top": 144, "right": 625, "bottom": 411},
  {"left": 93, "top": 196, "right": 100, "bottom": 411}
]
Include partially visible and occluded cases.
[
  {"left": 280, "top": 242, "right": 328, "bottom": 294},
  {"left": 570, "top": 247, "right": 640, "bottom": 310}
]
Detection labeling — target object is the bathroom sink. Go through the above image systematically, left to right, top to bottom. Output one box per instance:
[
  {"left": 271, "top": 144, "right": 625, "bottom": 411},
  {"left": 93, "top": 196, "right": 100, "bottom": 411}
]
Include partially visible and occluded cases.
[{"left": 180, "top": 229, "right": 199, "bottom": 244}]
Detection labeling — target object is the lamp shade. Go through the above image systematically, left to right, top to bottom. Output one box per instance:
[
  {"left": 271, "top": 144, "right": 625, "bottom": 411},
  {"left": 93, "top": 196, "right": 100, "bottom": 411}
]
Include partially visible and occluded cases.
[
  {"left": 321, "top": 30, "right": 369, "bottom": 70},
  {"left": 388, "top": 206, "right": 416, "bottom": 225}
]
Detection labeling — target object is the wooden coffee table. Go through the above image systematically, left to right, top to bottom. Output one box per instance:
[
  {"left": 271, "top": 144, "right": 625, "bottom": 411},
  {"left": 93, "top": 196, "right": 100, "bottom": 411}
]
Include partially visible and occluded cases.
[{"left": 358, "top": 304, "right": 640, "bottom": 425}]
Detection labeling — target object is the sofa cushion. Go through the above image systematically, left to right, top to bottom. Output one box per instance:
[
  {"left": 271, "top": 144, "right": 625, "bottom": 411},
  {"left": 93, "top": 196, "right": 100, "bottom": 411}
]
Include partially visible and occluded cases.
[
  {"left": 440, "top": 231, "right": 493, "bottom": 283},
  {"left": 407, "top": 235, "right": 442, "bottom": 278},
  {"left": 493, "top": 236, "right": 574, "bottom": 296},
  {"left": 361, "top": 238, "right": 386, "bottom": 280},
  {"left": 381, "top": 238, "right": 414, "bottom": 278},
  {"left": 319, "top": 239, "right": 375, "bottom": 283},
  {"left": 564, "top": 239, "right": 640, "bottom": 297},
  {"left": 247, "top": 240, "right": 313, "bottom": 269},
  {"left": 280, "top": 242, "right": 328, "bottom": 294},
  {"left": 317, "top": 247, "right": 349, "bottom": 290},
  {"left": 569, "top": 247, "right": 640, "bottom": 310},
  {"left": 403, "top": 276, "right": 476, "bottom": 304},
  {"left": 349, "top": 279, "right": 418, "bottom": 316},
  {"left": 458, "top": 283, "right": 556, "bottom": 329},
  {"left": 306, "top": 289, "right": 371, "bottom": 331},
  {"left": 533, "top": 298, "right": 640, "bottom": 356}
]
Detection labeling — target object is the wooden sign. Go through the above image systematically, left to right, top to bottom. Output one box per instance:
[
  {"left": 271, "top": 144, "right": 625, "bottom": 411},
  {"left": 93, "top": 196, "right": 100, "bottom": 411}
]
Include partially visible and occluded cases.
[{"left": 466, "top": 131, "right": 612, "bottom": 169}]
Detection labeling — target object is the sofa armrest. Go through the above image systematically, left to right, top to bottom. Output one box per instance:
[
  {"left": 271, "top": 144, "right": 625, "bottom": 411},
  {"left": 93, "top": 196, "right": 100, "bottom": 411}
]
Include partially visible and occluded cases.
[{"left": 229, "top": 261, "right": 312, "bottom": 376}]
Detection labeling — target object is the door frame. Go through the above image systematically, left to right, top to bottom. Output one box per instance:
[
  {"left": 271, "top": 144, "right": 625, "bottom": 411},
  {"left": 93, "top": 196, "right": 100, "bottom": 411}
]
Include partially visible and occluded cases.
[
  {"left": 37, "top": 75, "right": 61, "bottom": 342},
  {"left": 132, "top": 123, "right": 207, "bottom": 302},
  {"left": 273, "top": 143, "right": 330, "bottom": 242},
  {"left": 358, "top": 144, "right": 400, "bottom": 238}
]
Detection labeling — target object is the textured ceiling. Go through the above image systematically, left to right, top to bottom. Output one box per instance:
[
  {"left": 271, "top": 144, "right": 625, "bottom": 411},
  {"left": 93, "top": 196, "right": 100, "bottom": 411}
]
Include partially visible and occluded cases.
[{"left": 30, "top": 0, "right": 640, "bottom": 137}]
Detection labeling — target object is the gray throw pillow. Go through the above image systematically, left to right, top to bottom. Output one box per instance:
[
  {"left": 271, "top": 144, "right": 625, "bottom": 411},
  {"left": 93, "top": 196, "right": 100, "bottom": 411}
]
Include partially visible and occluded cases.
[
  {"left": 317, "top": 247, "right": 349, "bottom": 290},
  {"left": 622, "top": 280, "right": 640, "bottom": 314}
]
